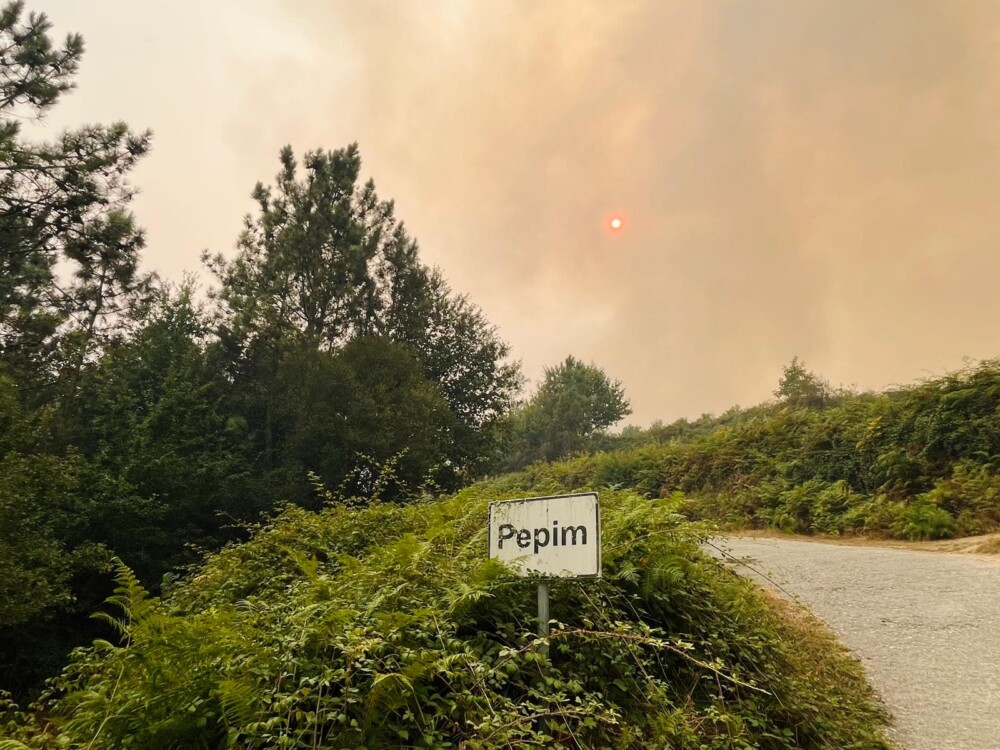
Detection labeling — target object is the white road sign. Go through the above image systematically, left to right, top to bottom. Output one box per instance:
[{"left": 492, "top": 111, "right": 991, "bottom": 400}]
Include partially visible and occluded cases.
[{"left": 488, "top": 492, "right": 601, "bottom": 578}]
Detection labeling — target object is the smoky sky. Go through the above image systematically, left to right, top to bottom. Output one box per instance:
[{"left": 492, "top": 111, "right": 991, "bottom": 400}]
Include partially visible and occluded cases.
[{"left": 33, "top": 0, "right": 1000, "bottom": 424}]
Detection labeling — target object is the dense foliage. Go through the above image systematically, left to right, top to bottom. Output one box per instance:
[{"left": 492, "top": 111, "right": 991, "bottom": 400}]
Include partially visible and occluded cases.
[
  {"left": 0, "top": 0, "right": 158, "bottom": 692},
  {"left": 0, "top": 1, "right": 520, "bottom": 696},
  {"left": 204, "top": 143, "right": 522, "bottom": 491},
  {"left": 500, "top": 355, "right": 631, "bottom": 471},
  {"left": 499, "top": 359, "right": 1000, "bottom": 541},
  {"left": 2, "top": 489, "right": 890, "bottom": 749}
]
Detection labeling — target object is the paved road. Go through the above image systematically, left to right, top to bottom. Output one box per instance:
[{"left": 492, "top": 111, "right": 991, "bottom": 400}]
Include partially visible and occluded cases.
[{"left": 715, "top": 537, "right": 1000, "bottom": 750}]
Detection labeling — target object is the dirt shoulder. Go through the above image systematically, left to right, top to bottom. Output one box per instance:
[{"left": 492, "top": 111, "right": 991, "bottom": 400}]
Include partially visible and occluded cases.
[{"left": 732, "top": 529, "right": 1000, "bottom": 557}]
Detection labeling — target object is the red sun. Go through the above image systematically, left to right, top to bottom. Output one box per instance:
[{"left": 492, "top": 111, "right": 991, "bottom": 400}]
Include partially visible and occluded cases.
[{"left": 608, "top": 215, "right": 624, "bottom": 231}]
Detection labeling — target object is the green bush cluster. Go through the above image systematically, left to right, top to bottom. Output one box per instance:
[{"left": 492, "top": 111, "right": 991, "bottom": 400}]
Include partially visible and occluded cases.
[
  {"left": 494, "top": 361, "right": 1000, "bottom": 541},
  {"left": 3, "top": 490, "right": 890, "bottom": 749}
]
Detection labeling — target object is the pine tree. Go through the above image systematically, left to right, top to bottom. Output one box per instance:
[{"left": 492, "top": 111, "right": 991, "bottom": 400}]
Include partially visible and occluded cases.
[{"left": 0, "top": 0, "right": 152, "bottom": 389}]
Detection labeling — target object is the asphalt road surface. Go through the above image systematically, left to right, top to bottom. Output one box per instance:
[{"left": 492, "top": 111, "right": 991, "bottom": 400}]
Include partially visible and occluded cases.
[{"left": 715, "top": 537, "right": 1000, "bottom": 750}]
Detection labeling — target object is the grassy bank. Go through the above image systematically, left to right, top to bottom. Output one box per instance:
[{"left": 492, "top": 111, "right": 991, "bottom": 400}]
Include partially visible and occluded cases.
[
  {"left": 492, "top": 360, "right": 1000, "bottom": 541},
  {"left": 2, "top": 489, "right": 890, "bottom": 749}
]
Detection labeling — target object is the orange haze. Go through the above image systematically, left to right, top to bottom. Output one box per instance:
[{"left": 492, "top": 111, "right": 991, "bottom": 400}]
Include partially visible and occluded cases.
[{"left": 33, "top": 0, "right": 1000, "bottom": 424}]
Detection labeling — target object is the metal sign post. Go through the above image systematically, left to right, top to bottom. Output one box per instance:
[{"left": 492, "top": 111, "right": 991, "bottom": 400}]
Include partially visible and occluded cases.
[{"left": 537, "top": 580, "right": 550, "bottom": 658}]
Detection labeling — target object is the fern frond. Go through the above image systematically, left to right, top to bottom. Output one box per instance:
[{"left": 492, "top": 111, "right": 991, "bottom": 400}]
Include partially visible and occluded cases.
[
  {"left": 89, "top": 558, "right": 157, "bottom": 641},
  {"left": 364, "top": 672, "right": 413, "bottom": 727},
  {"left": 217, "top": 677, "right": 260, "bottom": 728}
]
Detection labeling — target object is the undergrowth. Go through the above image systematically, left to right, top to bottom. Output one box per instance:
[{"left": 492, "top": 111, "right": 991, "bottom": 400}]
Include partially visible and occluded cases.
[
  {"left": 491, "top": 360, "right": 1000, "bottom": 542},
  {"left": 492, "top": 434, "right": 1000, "bottom": 542},
  {"left": 3, "top": 489, "right": 891, "bottom": 749}
]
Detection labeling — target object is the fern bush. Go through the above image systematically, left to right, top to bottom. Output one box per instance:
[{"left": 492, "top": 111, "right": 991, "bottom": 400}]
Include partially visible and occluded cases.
[
  {"left": 917, "top": 460, "right": 1000, "bottom": 536},
  {"left": 8, "top": 489, "right": 891, "bottom": 749},
  {"left": 890, "top": 499, "right": 956, "bottom": 541}
]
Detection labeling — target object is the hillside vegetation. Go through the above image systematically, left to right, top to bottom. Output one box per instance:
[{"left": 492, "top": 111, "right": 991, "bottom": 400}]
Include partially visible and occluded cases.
[
  {"left": 0, "top": 0, "right": 637, "bottom": 699},
  {"left": 0, "top": 1, "right": 523, "bottom": 695},
  {"left": 498, "top": 360, "right": 1000, "bottom": 541},
  {"left": 2, "top": 489, "right": 891, "bottom": 749}
]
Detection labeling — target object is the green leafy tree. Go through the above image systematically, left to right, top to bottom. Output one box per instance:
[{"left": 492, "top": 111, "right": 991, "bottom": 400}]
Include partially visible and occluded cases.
[
  {"left": 386, "top": 272, "right": 521, "bottom": 473},
  {"left": 0, "top": 283, "right": 258, "bottom": 695},
  {"left": 63, "top": 285, "right": 260, "bottom": 571},
  {"left": 277, "top": 337, "right": 459, "bottom": 500},
  {"left": 503, "top": 356, "right": 631, "bottom": 469},
  {"left": 774, "top": 357, "right": 831, "bottom": 409},
  {"left": 0, "top": 378, "right": 103, "bottom": 634},
  {"left": 0, "top": 444, "right": 116, "bottom": 694}
]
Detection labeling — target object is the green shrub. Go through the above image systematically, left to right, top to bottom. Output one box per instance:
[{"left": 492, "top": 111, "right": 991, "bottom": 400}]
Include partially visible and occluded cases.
[
  {"left": 918, "top": 461, "right": 1000, "bottom": 536},
  {"left": 10, "top": 489, "right": 891, "bottom": 749},
  {"left": 840, "top": 495, "right": 896, "bottom": 537},
  {"left": 891, "top": 499, "right": 956, "bottom": 541}
]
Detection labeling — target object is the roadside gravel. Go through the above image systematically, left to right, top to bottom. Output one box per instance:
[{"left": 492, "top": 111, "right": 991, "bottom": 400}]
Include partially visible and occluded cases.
[{"left": 714, "top": 537, "right": 1000, "bottom": 750}]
